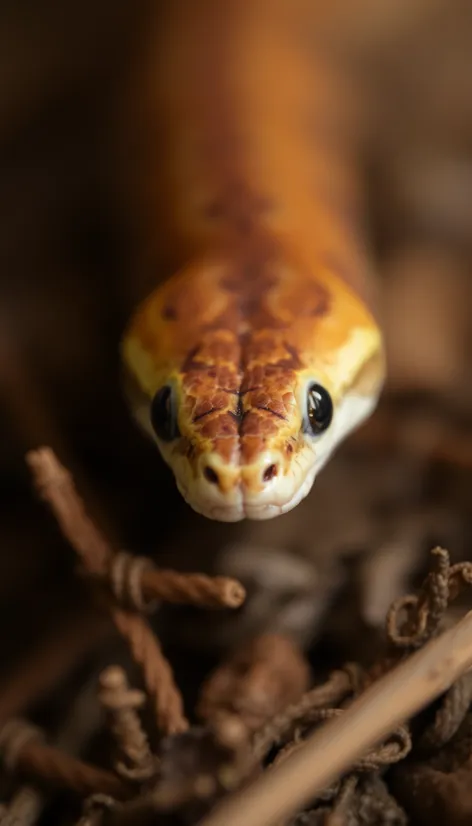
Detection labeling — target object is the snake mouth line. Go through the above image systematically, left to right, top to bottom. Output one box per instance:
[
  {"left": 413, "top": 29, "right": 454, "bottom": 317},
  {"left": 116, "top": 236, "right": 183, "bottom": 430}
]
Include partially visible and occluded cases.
[{"left": 176, "top": 460, "right": 316, "bottom": 522}]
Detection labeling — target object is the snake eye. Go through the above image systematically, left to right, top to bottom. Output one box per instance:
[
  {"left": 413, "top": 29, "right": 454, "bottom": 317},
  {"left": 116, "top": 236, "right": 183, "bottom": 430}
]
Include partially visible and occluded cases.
[
  {"left": 306, "top": 383, "right": 333, "bottom": 435},
  {"left": 150, "top": 386, "right": 180, "bottom": 442}
]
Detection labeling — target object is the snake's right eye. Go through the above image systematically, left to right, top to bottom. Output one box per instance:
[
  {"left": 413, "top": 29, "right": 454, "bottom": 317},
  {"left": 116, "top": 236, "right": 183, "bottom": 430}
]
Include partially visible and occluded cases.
[
  {"left": 306, "top": 383, "right": 333, "bottom": 435},
  {"left": 150, "top": 386, "right": 180, "bottom": 442}
]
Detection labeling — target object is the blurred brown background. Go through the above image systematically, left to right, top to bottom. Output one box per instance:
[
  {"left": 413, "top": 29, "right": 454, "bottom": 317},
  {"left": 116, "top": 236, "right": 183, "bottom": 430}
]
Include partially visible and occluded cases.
[{"left": 1, "top": 0, "right": 472, "bottom": 676}]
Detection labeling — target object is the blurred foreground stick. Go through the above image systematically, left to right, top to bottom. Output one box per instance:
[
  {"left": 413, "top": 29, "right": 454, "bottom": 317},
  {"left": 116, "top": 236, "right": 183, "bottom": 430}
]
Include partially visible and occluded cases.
[
  {"left": 25, "top": 447, "right": 247, "bottom": 736},
  {"left": 26, "top": 447, "right": 190, "bottom": 736},
  {"left": 198, "top": 609, "right": 472, "bottom": 826}
]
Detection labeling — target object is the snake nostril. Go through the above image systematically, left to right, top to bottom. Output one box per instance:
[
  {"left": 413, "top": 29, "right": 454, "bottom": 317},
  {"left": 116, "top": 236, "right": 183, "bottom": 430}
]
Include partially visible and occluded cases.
[
  {"left": 263, "top": 463, "right": 278, "bottom": 483},
  {"left": 204, "top": 466, "right": 219, "bottom": 485}
]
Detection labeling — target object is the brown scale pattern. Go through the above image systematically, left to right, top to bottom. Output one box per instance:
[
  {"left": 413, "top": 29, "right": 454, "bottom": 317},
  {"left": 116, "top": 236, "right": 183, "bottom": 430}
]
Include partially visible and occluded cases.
[{"left": 180, "top": 309, "right": 303, "bottom": 465}]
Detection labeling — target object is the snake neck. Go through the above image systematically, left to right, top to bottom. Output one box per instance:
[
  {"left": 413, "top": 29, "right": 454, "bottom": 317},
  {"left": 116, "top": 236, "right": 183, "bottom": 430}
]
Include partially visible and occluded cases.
[
  {"left": 121, "top": 0, "right": 385, "bottom": 521},
  {"left": 126, "top": 0, "right": 376, "bottom": 306}
]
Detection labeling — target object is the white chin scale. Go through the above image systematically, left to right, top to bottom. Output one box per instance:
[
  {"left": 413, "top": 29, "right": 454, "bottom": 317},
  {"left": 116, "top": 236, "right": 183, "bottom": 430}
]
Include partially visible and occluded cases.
[{"left": 177, "top": 465, "right": 317, "bottom": 522}]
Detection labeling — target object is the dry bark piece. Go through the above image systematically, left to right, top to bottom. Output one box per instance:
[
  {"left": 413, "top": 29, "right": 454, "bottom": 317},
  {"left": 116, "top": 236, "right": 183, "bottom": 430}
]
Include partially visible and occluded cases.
[{"left": 197, "top": 634, "right": 311, "bottom": 733}]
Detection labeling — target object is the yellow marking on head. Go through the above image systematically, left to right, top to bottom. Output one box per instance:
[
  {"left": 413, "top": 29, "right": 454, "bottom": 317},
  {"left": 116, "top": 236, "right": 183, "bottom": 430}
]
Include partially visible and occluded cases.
[{"left": 121, "top": 249, "right": 384, "bottom": 522}]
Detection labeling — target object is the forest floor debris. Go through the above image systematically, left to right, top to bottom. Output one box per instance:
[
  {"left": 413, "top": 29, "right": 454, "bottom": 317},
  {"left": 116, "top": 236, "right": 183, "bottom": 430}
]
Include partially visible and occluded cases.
[{"left": 0, "top": 449, "right": 471, "bottom": 824}]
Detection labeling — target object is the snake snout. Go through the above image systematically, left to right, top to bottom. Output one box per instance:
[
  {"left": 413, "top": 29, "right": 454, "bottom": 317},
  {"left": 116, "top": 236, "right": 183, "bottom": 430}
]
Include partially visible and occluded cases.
[
  {"left": 186, "top": 450, "right": 307, "bottom": 520},
  {"left": 201, "top": 457, "right": 236, "bottom": 495},
  {"left": 201, "top": 458, "right": 280, "bottom": 494},
  {"left": 203, "top": 461, "right": 279, "bottom": 490}
]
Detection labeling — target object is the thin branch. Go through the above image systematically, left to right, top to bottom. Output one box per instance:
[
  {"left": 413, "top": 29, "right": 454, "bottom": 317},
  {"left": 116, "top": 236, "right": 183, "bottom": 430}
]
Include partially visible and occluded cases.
[
  {"left": 25, "top": 447, "right": 192, "bottom": 735},
  {"left": 26, "top": 447, "right": 245, "bottom": 610},
  {"left": 105, "top": 604, "right": 188, "bottom": 736}
]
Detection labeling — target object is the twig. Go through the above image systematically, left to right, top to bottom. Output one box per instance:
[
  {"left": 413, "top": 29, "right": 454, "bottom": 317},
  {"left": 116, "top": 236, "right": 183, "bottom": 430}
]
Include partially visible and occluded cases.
[
  {"left": 26, "top": 446, "right": 189, "bottom": 736},
  {"left": 25, "top": 448, "right": 112, "bottom": 575},
  {"left": 26, "top": 448, "right": 245, "bottom": 610},
  {"left": 386, "top": 547, "right": 450, "bottom": 648},
  {"left": 386, "top": 548, "right": 472, "bottom": 651},
  {"left": 110, "top": 552, "right": 245, "bottom": 610},
  {"left": 140, "top": 568, "right": 245, "bottom": 609},
  {"left": 108, "top": 607, "right": 188, "bottom": 736},
  {"left": 197, "top": 609, "right": 472, "bottom": 826},
  {"left": 251, "top": 665, "right": 363, "bottom": 764},
  {"left": 98, "top": 666, "right": 156, "bottom": 781},
  {"left": 269, "top": 716, "right": 410, "bottom": 775},
  {"left": 0, "top": 720, "right": 129, "bottom": 801}
]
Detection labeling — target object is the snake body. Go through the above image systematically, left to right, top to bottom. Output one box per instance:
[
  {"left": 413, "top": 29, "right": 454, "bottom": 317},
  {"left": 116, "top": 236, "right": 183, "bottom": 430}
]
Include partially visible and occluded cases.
[{"left": 121, "top": 0, "right": 385, "bottom": 522}]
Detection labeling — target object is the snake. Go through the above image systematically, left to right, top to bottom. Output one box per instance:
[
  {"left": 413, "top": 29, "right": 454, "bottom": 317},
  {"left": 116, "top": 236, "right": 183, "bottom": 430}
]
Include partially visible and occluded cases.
[{"left": 120, "top": 0, "right": 385, "bottom": 522}]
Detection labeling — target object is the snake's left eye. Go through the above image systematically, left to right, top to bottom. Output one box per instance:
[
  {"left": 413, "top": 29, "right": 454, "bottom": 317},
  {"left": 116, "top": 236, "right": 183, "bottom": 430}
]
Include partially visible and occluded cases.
[
  {"left": 306, "top": 383, "right": 333, "bottom": 435},
  {"left": 150, "top": 386, "right": 180, "bottom": 442}
]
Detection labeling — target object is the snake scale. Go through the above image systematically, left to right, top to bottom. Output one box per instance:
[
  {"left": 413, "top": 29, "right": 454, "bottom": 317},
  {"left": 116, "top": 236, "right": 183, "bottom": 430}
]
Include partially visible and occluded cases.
[{"left": 121, "top": 0, "right": 385, "bottom": 522}]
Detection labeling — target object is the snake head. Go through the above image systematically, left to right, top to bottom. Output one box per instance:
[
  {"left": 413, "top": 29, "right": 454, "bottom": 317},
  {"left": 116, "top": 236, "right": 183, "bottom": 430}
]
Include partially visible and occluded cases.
[{"left": 122, "top": 257, "right": 385, "bottom": 521}]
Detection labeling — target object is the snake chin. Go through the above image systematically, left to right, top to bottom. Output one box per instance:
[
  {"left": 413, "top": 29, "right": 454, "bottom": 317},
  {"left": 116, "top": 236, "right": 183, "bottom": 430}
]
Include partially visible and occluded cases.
[{"left": 176, "top": 471, "right": 316, "bottom": 522}]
